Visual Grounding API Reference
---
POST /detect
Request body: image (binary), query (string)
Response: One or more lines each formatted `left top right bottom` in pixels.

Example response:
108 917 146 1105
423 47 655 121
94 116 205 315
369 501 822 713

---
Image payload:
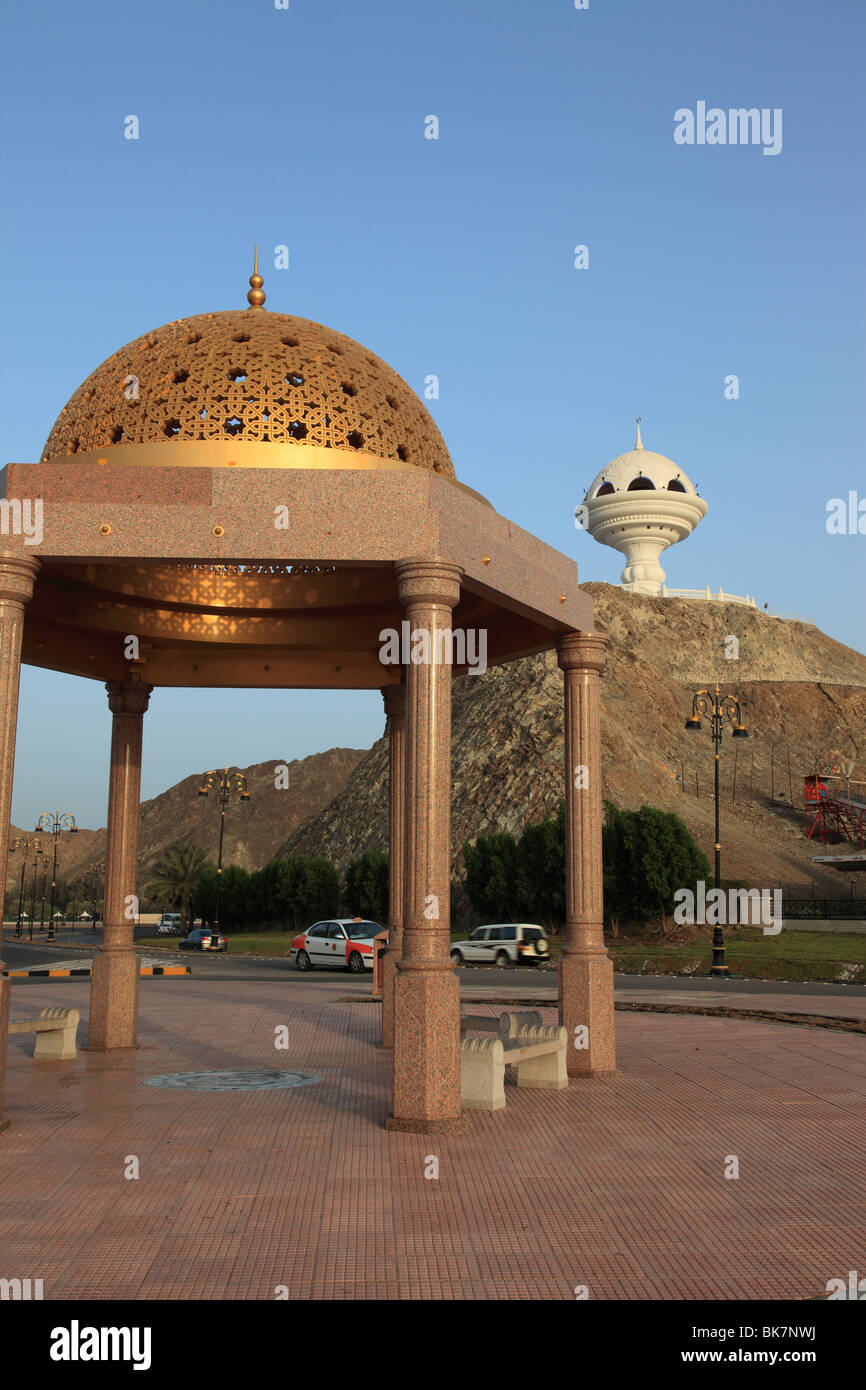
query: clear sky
2 0 864 829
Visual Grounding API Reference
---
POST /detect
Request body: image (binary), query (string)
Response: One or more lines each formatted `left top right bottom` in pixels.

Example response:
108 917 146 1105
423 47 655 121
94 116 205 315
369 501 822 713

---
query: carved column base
558 951 617 1078
88 947 140 1051
388 968 465 1131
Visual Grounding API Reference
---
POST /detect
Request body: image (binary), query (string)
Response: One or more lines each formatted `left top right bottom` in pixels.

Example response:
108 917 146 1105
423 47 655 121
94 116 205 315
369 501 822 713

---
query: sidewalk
1 975 864 1300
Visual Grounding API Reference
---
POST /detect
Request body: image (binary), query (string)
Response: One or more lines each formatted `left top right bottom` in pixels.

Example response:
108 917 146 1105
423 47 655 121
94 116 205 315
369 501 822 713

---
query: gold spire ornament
247 245 266 309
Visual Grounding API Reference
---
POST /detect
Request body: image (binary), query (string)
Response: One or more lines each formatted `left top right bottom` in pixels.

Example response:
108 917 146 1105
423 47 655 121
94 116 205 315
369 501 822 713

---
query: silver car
450 924 550 967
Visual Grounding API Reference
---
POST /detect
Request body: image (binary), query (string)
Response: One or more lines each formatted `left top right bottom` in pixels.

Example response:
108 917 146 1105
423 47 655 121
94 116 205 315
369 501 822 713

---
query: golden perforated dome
41 284 455 479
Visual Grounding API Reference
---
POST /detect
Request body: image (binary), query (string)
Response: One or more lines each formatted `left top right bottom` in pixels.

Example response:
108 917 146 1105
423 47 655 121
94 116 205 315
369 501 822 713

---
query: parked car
157 913 183 935
450 924 550 967
291 918 385 972
179 927 227 952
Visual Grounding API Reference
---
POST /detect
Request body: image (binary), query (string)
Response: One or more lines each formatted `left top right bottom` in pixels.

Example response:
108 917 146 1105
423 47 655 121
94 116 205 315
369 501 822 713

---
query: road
3 931 865 1001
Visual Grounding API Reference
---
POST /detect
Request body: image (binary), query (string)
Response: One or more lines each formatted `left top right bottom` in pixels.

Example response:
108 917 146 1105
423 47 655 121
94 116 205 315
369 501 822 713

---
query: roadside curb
614 1000 866 1034
4 963 191 979
1 939 98 953
334 992 866 1036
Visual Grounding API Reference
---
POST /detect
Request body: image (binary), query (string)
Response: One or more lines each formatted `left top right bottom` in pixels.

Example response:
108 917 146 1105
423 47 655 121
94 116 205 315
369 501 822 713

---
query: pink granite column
379 681 406 1048
387 559 465 1132
557 631 617 1077
0 546 40 1131
88 680 152 1051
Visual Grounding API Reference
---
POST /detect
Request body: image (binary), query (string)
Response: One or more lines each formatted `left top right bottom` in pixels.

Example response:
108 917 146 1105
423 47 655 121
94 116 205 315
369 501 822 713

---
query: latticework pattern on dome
41 310 455 478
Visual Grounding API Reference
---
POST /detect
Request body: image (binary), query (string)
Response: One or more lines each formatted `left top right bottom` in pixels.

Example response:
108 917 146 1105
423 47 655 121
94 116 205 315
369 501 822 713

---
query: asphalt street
3 931 865 1000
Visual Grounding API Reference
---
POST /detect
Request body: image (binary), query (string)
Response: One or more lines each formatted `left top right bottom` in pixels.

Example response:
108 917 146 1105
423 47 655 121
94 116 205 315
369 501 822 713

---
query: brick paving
1 976 864 1300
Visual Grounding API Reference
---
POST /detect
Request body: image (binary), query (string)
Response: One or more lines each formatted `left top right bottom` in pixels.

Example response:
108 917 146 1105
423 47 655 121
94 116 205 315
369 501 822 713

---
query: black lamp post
35 810 78 943
90 862 104 930
10 836 39 938
197 769 250 933
685 684 749 976
28 841 44 942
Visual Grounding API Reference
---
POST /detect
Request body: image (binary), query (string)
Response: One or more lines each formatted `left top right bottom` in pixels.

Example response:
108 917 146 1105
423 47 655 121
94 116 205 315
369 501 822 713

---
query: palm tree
145 843 210 932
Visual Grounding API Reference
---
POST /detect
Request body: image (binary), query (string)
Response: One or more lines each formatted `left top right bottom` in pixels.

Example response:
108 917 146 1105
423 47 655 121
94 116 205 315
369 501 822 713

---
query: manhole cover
143 1069 321 1092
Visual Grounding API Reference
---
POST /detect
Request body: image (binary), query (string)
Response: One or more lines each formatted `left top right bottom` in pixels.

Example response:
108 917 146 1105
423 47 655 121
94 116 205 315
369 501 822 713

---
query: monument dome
41 257 455 481
581 422 708 594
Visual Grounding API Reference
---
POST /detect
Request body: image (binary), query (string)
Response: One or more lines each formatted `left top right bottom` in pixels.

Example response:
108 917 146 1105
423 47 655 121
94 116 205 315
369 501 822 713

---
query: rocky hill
282 585 866 893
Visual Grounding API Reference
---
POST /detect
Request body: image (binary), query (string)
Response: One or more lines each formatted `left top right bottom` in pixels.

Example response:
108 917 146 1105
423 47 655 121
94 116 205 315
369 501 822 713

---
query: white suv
451 924 550 967
157 913 183 935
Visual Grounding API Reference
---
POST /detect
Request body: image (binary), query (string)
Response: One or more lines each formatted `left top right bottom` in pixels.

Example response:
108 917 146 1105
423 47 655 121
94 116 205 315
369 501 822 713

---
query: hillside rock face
283 585 866 892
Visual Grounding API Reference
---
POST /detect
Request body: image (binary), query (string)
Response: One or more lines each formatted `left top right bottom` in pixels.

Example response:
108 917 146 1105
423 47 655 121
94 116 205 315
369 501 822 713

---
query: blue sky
2 0 863 829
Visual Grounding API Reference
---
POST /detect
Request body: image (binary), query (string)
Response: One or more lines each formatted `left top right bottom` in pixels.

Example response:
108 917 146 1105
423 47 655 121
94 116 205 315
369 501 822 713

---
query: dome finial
247 245 266 309
635 417 643 450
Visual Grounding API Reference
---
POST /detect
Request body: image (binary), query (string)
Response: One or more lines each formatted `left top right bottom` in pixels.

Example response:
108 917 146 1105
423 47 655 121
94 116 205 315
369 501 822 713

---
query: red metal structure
804 774 866 848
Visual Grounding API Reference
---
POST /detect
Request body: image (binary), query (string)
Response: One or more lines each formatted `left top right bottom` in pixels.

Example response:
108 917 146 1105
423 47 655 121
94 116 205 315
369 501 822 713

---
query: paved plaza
1 976 864 1300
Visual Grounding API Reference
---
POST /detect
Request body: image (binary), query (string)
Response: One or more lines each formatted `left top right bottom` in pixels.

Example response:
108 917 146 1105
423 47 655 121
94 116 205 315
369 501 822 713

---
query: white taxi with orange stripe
291 918 385 973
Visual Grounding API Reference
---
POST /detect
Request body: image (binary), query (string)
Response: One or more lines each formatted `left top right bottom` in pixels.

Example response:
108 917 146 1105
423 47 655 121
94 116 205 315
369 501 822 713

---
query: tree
249 858 294 929
343 849 389 923
602 801 711 935
145 843 210 931
283 856 341 932
191 865 218 925
464 808 567 930
515 802 565 929
219 865 253 931
461 800 711 938
462 832 519 920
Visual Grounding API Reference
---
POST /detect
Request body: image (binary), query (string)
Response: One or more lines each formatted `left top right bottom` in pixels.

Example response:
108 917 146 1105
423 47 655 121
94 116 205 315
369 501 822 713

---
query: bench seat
8 1007 80 1060
461 1012 567 1110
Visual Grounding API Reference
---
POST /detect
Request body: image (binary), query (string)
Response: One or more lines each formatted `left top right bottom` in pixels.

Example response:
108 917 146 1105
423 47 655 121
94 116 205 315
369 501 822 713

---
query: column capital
556 629 609 675
395 557 463 609
381 682 406 723
0 548 40 605
106 679 153 717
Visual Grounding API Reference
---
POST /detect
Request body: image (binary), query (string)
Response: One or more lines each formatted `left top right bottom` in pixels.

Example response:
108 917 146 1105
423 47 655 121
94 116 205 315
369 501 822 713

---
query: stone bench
460 1011 567 1111
8 1007 80 1060
460 1008 544 1036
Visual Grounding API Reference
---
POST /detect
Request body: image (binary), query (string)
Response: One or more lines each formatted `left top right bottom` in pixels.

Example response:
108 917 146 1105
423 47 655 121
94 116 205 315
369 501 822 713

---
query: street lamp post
10 836 39 937
28 841 44 942
35 810 78 944
197 768 250 933
90 862 104 930
685 685 749 976
39 862 47 932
